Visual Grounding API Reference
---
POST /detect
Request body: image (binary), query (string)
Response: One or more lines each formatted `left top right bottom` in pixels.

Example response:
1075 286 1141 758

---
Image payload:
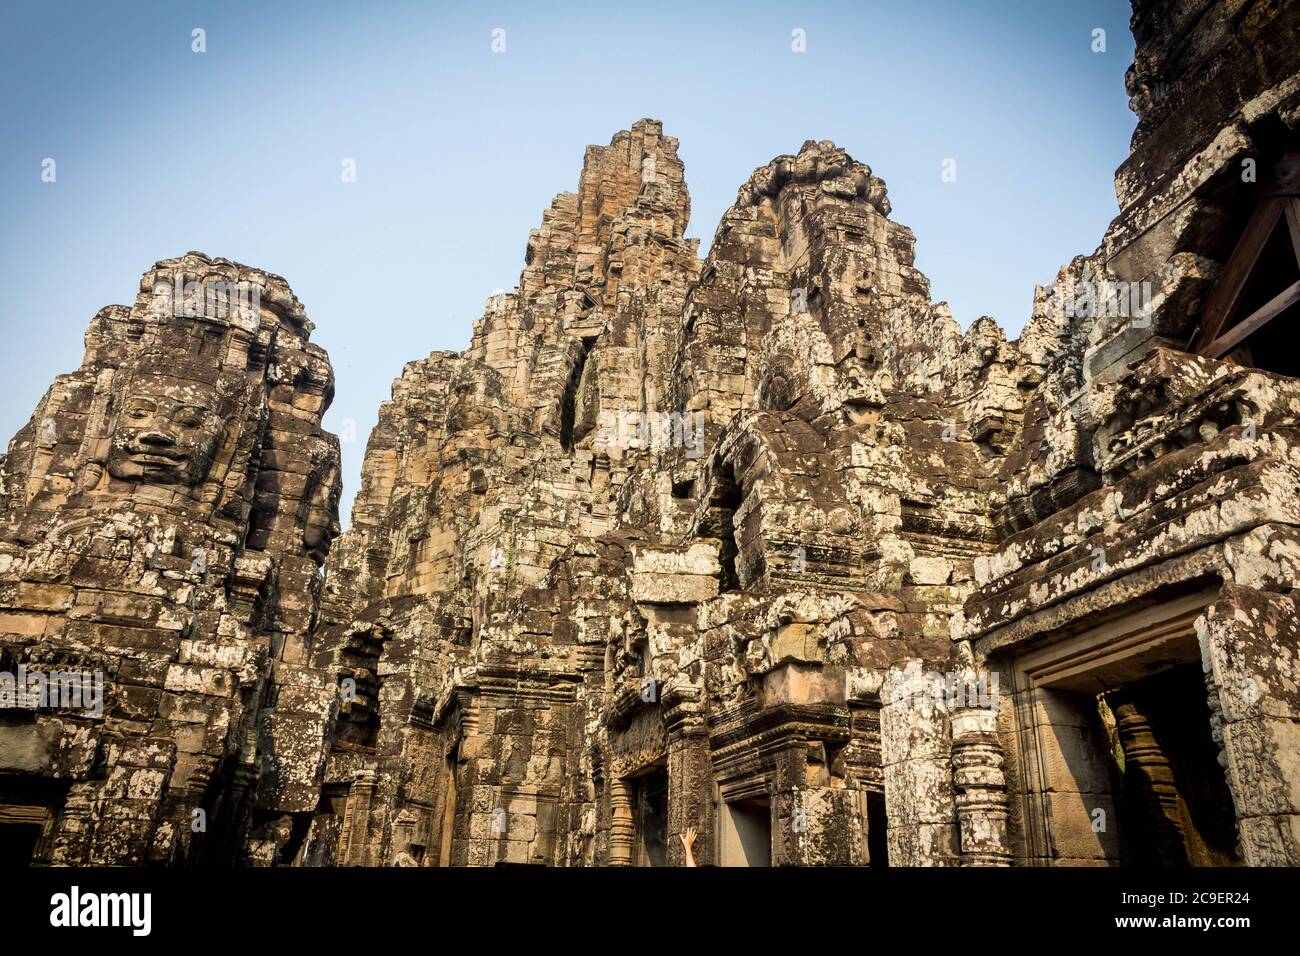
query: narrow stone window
559 338 594 451
866 791 889 867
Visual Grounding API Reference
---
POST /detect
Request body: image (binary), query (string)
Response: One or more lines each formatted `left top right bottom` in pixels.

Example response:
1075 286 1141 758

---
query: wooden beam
1285 197 1300 271
1203 278 1300 359
0 804 48 826
1190 198 1284 353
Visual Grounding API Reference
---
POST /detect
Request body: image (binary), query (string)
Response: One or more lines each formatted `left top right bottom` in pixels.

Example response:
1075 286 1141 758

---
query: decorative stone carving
0 253 342 865
6 0 1300 870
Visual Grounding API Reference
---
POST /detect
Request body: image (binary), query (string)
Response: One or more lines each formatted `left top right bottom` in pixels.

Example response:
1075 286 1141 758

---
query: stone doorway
0 778 65 865
720 797 771 867
0 806 45 864
631 763 669 867
1102 664 1242 866
1006 587 1240 865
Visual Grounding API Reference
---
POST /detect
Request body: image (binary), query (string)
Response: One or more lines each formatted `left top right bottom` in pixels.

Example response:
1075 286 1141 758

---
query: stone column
880 663 960 866
609 778 635 866
950 704 1012 866
1108 691 1188 865
664 684 712 866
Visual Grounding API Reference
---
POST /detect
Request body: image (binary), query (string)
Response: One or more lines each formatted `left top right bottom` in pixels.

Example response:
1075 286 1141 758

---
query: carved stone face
106 376 225 485
302 460 341 565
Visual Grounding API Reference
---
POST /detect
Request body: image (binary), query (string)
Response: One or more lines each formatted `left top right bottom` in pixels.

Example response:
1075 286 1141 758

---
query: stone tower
4 0 1299 870
0 253 342 864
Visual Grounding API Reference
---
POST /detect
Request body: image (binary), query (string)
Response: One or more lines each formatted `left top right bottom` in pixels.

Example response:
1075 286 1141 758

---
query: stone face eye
125 396 157 420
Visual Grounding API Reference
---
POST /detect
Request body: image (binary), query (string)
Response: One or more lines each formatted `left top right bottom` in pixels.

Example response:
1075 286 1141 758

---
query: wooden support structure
1190 154 1300 363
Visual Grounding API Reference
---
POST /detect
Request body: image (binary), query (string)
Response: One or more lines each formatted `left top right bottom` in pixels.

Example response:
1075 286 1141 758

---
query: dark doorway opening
1100 663 1242 867
632 763 669 867
0 777 67 866
0 819 42 864
866 790 890 866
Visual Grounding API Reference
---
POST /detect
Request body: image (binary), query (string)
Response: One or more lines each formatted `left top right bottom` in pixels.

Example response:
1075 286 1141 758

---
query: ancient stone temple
298 0 1299 867
302 119 1019 867
0 253 343 864
953 0 1300 867
2 0 1298 868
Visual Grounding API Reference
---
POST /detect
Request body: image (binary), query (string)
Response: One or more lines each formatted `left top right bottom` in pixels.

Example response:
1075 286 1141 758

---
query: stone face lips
0 252 342 864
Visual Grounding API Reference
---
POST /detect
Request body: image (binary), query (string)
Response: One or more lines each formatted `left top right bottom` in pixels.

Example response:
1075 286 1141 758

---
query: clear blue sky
0 0 1136 518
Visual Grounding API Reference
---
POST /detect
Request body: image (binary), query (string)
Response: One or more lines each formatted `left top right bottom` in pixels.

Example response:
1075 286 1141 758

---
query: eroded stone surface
299 0 1300 869
4 0 1300 868
0 253 342 864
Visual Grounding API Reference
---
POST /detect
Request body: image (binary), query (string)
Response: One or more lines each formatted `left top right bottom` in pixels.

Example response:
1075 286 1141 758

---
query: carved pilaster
609 778 635 867
49 785 95 866
662 681 713 865
338 769 378 867
951 706 1012 866
1203 667 1228 771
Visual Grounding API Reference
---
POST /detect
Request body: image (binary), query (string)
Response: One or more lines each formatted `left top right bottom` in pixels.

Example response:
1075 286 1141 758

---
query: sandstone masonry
2 0 1298 867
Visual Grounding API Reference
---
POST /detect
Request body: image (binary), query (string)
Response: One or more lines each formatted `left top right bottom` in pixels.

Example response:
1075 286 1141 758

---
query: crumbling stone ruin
2 0 1299 867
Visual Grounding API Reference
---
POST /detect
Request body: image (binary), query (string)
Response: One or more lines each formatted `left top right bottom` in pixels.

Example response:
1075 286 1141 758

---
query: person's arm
680 826 697 867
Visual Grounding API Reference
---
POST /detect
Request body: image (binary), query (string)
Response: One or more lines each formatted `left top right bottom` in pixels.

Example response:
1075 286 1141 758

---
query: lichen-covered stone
4 0 1299 868
0 253 342 864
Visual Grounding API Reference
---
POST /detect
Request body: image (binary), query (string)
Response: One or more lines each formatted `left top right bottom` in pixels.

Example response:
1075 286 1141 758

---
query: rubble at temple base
2 0 1299 867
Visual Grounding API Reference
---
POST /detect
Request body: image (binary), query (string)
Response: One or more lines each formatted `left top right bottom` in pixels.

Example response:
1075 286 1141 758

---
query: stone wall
303 117 1060 866
957 0 1300 866
3 0 1298 868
